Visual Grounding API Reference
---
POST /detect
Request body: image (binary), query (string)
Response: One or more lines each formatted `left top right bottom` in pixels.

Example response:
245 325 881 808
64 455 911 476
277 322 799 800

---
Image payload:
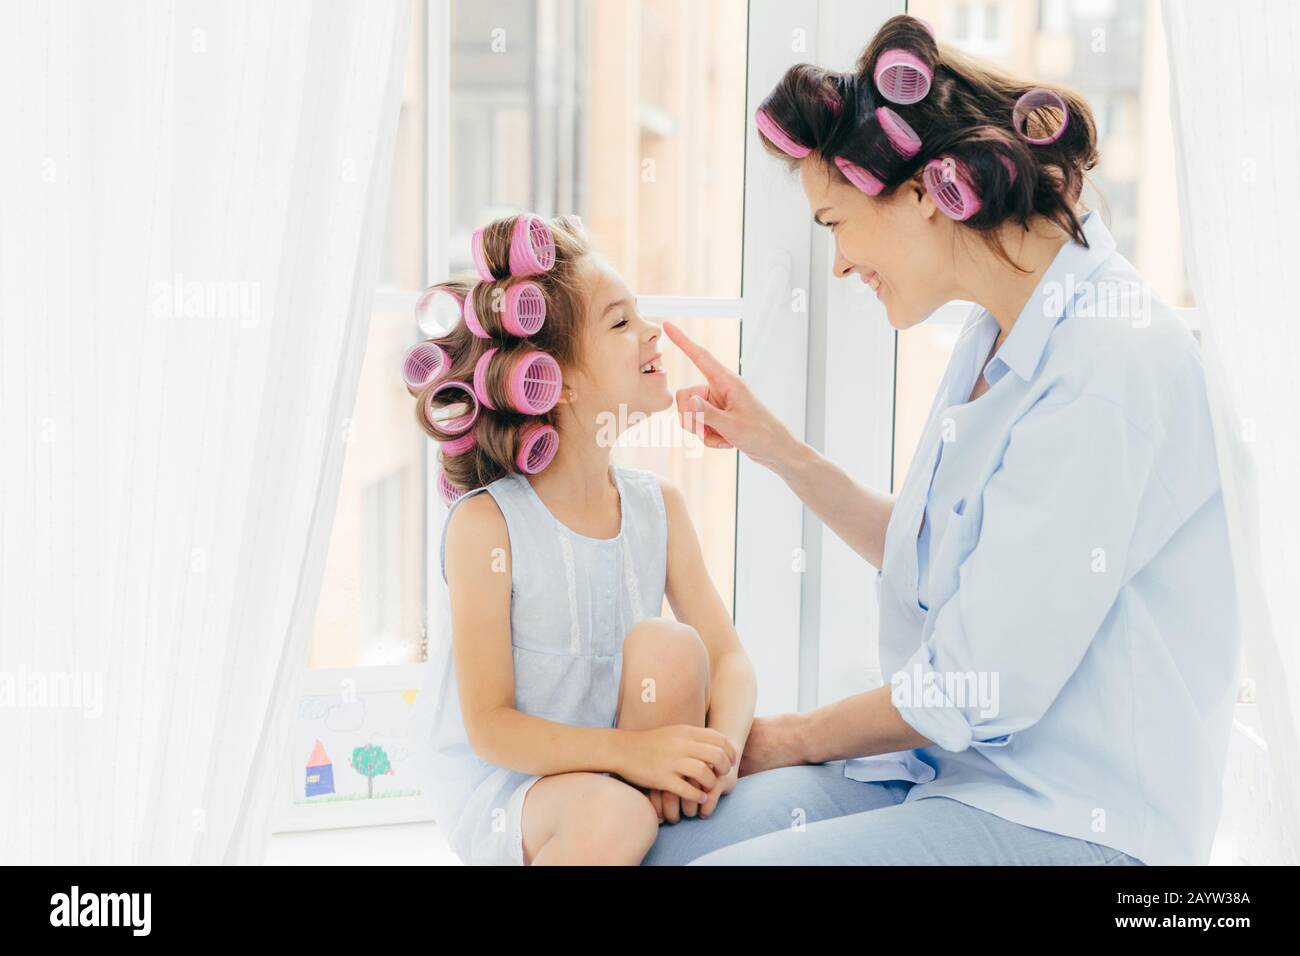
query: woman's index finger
663 320 732 384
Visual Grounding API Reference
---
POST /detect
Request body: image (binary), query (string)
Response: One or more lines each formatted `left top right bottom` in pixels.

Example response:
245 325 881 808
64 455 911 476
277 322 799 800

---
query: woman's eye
613 317 628 329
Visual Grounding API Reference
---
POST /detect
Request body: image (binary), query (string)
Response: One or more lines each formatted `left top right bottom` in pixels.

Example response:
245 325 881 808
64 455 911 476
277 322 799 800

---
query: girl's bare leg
519 618 711 864
520 772 659 865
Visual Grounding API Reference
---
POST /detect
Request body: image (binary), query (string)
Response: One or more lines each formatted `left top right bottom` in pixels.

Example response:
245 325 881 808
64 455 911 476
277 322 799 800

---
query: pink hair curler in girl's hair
423 380 480 436
402 341 451 394
440 432 476 456
462 285 490 338
414 286 464 337
473 348 564 414
438 469 466 505
501 281 547 336
1012 88 1070 146
516 423 559 474
470 227 493 281
874 49 932 105
509 215 556 276
754 108 811 159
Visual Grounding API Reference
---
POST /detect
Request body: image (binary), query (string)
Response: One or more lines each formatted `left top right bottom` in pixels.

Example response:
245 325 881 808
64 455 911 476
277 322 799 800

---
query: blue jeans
642 761 1145 866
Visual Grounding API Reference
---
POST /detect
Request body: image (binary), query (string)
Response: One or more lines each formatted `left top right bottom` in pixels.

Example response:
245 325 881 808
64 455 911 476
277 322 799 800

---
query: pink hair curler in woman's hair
924 154 1019 221
874 49 932 105
438 469 466 505
516 423 559 474
414 286 464 337
834 156 886 196
509 215 556 276
470 227 493 281
1012 88 1070 146
462 285 490 338
402 341 451 394
832 107 922 197
501 281 547 336
924 156 981 220
440 432 476 456
423 380 480 436
876 107 922 159
754 108 811 159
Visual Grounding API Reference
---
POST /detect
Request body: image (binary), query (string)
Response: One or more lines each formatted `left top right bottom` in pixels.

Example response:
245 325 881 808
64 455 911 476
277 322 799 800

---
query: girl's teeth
867 274 881 292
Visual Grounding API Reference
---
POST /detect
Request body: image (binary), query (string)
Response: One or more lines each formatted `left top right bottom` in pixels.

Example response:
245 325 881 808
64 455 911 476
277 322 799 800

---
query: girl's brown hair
757 14 1099 267
412 213 591 491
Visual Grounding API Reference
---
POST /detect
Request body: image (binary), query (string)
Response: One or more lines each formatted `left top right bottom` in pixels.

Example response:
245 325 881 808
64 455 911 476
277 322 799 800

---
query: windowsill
265 821 462 866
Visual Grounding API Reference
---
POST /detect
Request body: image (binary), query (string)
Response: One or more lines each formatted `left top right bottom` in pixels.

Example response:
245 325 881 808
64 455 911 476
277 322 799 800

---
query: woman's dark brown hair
412 213 591 491
756 14 1099 267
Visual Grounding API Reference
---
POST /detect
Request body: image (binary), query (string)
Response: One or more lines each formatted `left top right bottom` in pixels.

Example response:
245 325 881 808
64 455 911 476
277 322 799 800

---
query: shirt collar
981 209 1117 384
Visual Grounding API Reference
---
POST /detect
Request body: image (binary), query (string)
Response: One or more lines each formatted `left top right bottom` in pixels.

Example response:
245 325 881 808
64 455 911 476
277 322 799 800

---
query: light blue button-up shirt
874 210 1239 866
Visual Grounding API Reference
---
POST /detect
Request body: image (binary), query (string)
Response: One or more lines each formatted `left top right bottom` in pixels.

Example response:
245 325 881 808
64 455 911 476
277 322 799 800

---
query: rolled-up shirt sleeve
891 392 1173 753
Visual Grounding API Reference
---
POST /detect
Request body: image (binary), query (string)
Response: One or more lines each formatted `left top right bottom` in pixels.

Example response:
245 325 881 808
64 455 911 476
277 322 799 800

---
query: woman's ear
910 172 939 220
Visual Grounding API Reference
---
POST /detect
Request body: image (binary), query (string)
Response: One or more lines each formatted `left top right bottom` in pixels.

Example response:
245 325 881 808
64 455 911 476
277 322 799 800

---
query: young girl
405 213 755 866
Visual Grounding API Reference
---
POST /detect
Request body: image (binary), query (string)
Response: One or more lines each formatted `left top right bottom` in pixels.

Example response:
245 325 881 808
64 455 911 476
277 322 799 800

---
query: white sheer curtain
1164 0 1300 864
0 0 410 864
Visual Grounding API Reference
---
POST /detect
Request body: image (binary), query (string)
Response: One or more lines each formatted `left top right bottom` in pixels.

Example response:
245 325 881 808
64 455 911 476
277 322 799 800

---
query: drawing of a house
305 739 335 797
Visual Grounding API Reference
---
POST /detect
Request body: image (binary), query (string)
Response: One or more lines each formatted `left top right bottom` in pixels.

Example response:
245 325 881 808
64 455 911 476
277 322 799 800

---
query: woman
642 14 1237 866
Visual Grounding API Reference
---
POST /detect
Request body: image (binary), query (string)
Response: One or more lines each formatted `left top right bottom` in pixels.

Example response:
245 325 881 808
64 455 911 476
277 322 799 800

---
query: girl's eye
613 317 628 329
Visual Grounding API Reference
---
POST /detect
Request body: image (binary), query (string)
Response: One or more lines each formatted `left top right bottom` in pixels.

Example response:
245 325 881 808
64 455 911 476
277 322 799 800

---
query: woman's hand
663 321 800 471
738 713 812 777
616 724 737 804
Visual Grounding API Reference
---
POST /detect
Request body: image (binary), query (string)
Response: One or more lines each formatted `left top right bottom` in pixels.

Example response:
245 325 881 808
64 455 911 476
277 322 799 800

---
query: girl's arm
444 492 729 801
660 479 757 778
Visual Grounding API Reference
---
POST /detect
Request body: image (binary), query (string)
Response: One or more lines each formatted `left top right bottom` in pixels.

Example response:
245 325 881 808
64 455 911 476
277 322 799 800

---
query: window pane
612 316 740 617
310 311 427 668
449 0 747 297
896 0 1192 485
379 0 427 290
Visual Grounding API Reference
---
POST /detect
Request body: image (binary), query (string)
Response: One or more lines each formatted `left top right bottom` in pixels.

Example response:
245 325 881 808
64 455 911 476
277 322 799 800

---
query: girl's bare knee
623 617 709 684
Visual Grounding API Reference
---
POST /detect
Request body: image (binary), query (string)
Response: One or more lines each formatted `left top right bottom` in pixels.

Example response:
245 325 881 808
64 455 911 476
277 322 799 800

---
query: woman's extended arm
663 321 895 568
741 685 933 775
444 493 734 802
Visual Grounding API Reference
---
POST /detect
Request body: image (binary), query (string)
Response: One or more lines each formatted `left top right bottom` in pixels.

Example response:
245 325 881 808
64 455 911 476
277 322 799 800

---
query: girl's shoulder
613 465 667 518
438 474 524 585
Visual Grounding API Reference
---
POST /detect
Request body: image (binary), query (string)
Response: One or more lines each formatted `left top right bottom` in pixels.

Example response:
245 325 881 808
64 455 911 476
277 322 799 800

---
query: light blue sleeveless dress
418 466 667 865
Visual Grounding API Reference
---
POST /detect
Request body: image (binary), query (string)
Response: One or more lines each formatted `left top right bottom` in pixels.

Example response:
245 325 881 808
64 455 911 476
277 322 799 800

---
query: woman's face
800 158 958 329
564 257 672 431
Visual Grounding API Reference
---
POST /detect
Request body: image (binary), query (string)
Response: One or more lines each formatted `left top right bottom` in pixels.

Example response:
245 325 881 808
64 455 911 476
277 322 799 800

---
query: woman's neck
955 217 1073 344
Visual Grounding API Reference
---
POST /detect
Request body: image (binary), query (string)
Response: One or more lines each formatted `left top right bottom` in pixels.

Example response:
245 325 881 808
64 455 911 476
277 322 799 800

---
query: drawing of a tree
351 743 392 798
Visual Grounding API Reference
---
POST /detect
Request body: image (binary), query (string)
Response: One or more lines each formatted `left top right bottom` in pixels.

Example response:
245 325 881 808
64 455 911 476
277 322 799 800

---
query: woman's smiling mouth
640 353 665 375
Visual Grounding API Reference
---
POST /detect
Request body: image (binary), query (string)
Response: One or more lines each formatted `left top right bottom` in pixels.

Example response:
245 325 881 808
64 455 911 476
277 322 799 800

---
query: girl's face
564 257 672 430
800 158 959 330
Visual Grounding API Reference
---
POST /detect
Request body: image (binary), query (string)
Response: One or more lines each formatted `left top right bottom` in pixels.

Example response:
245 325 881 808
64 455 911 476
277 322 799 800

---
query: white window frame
285 0 1206 835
